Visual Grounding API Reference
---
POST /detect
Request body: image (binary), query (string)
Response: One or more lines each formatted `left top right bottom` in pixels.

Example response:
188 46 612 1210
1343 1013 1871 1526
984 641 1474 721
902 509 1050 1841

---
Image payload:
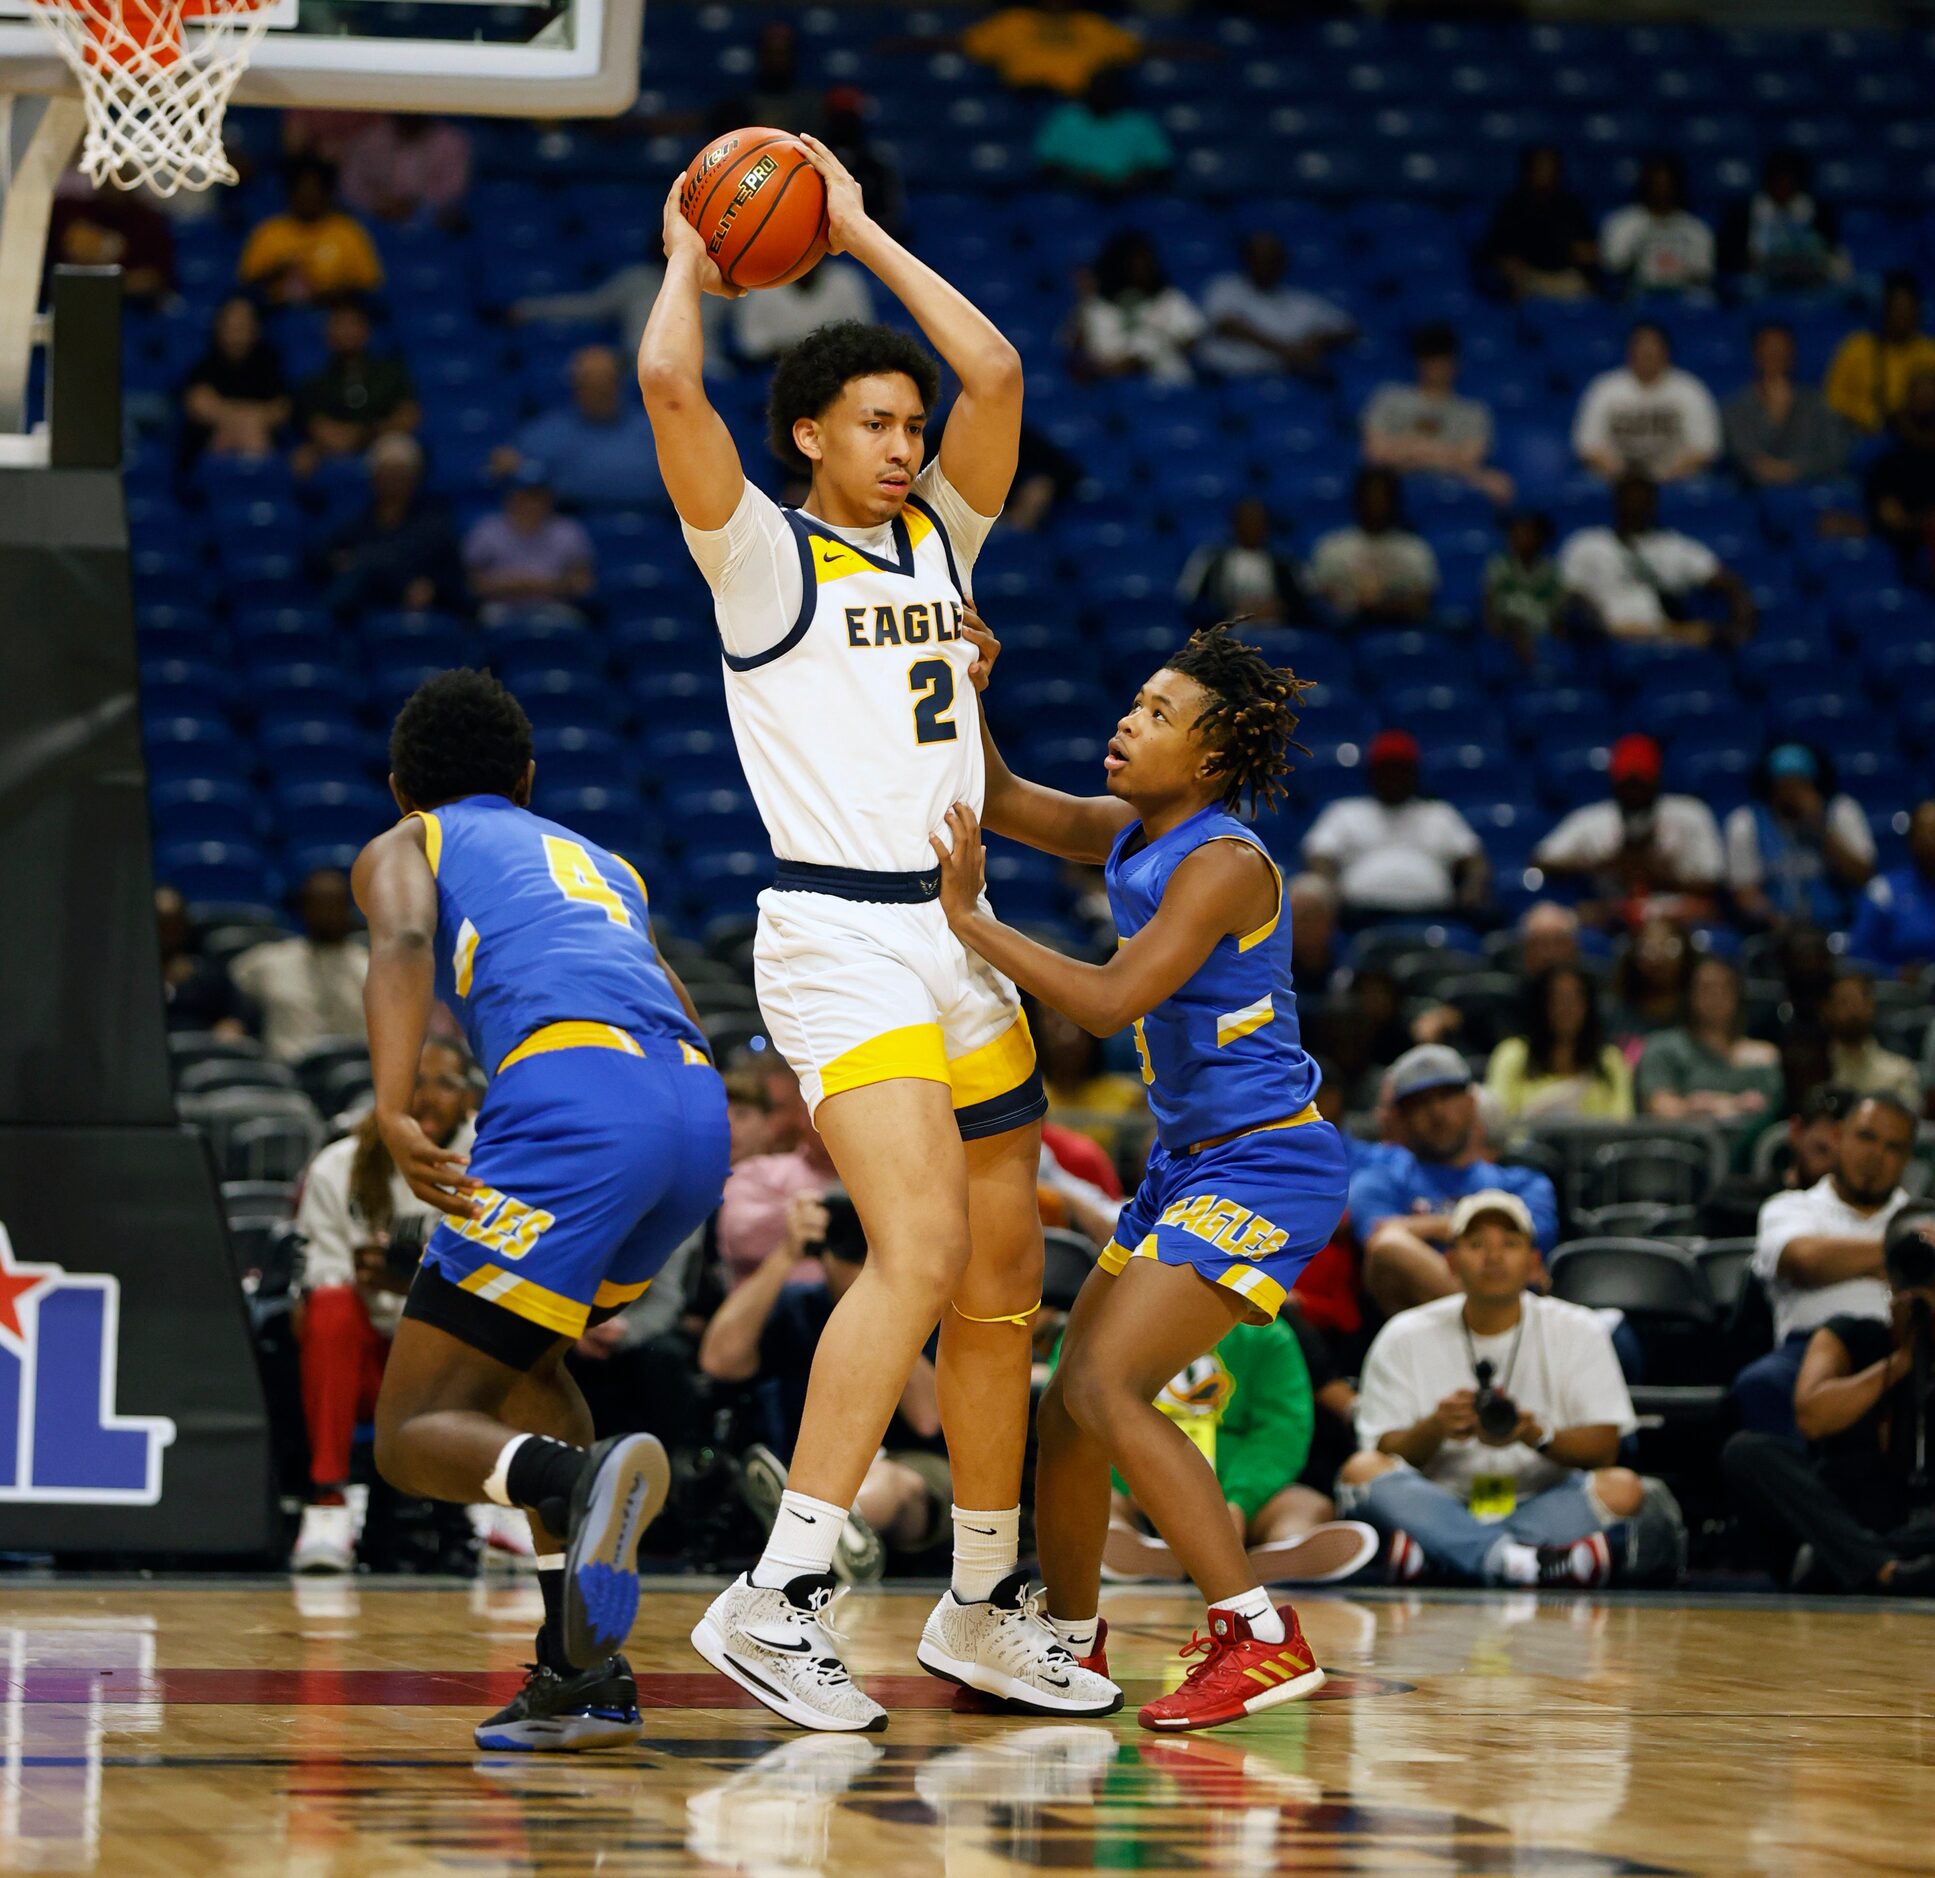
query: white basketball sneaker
691 1572 887 1733
291 1501 357 1574
917 1570 1123 1716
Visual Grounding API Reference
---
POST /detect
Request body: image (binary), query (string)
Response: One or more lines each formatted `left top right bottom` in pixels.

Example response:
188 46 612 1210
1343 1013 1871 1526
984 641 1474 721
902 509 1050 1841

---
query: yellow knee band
950 1297 1043 1328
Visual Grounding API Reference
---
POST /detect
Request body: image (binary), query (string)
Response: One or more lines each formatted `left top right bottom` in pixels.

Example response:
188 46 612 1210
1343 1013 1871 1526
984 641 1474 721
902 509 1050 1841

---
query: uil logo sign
0 1220 175 1503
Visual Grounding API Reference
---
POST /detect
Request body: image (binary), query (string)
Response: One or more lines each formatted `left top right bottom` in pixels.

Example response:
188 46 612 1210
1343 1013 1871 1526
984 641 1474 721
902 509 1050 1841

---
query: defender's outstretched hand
797 134 870 253
662 173 745 298
962 603 1001 692
930 803 988 925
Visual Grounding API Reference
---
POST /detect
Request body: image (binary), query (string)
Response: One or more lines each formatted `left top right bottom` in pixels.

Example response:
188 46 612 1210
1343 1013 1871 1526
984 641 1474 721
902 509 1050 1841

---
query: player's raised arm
800 135 1022 516
637 175 749 530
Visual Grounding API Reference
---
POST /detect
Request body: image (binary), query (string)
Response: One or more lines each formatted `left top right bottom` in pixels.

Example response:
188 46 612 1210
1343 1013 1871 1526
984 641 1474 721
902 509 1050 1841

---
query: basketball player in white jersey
638 140 1118 1730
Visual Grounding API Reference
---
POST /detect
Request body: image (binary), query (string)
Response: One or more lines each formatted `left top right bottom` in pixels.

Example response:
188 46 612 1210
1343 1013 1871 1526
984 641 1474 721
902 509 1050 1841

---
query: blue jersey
1105 805 1320 1153
409 795 706 1075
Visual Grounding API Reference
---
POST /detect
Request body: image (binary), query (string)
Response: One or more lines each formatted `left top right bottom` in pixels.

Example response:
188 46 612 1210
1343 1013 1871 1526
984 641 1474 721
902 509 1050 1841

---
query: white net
23 0 272 196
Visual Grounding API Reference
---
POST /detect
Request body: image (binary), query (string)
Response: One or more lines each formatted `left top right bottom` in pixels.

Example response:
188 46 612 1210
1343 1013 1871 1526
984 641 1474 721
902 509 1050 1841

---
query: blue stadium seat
534 724 632 791
543 786 652 861
273 781 393 849
259 719 379 783
152 777 259 846
635 726 741 790
155 839 274 906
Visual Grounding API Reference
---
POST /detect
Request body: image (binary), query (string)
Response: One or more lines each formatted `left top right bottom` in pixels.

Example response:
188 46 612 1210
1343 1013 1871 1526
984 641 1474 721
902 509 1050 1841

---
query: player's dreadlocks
1167 622 1312 817
389 668 534 808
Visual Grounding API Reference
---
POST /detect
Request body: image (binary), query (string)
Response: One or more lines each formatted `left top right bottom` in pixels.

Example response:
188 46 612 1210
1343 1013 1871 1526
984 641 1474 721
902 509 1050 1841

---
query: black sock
505 1436 589 1537
536 1570 571 1671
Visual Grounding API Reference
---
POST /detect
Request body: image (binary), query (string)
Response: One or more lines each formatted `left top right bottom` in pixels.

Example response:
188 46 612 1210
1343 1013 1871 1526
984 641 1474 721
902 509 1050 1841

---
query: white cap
1449 1188 1535 1242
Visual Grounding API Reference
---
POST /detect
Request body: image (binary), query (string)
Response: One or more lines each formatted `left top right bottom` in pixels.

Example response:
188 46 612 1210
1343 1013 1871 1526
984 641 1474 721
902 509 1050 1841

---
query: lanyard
1462 1308 1526 1396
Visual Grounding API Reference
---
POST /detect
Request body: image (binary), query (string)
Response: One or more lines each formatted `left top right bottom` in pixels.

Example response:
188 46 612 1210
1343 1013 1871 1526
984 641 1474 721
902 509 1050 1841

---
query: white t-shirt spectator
1751 1175 1909 1345
1356 1293 1638 1500
1599 206 1716 293
1196 274 1351 378
1723 798 1876 894
1535 795 1725 883
1304 795 1480 912
731 262 875 363
1572 366 1722 476
229 937 368 1062
1077 287 1206 385
1558 525 1718 634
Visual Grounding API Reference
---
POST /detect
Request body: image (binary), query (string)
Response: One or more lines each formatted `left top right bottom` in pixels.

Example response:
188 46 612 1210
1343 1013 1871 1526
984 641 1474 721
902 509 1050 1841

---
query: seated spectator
1719 149 1849 294
1308 468 1439 624
1724 1205 1935 1597
819 89 906 238
49 176 174 306
1865 368 1935 582
1825 271 1935 435
1070 229 1203 385
1197 232 1354 381
1033 67 1172 193
1699 1084 1853 1241
1478 143 1598 302
1850 801 1935 978
1340 1191 1670 1589
156 886 247 1037
1724 322 1850 488
1003 421 1082 533
1637 955 1783 1125
289 1040 475 1571
1362 323 1513 506
1519 901 1583 977
732 264 877 366
1486 966 1635 1123
1824 970 1922 1108
462 464 595 625
959 1 1141 96
1737 1094 1914 1437
1600 152 1715 300
1176 498 1307 624
1288 871 1341 994
237 160 383 305
1483 512 1565 656
1605 914 1694 1048
1350 1045 1560 1317
339 114 471 228
1026 995 1146 1156
1573 323 1721 483
179 294 289 462
510 234 733 366
1533 733 1725 927
229 869 366 1061
1726 744 1875 930
1303 729 1485 917
1560 472 1753 645
293 298 420 473
716 1061 840 1290
321 434 461 615
495 344 664 509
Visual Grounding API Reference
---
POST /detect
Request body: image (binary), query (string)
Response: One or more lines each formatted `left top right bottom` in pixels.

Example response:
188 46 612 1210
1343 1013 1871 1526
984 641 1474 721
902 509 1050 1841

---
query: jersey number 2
909 658 958 745
544 836 631 927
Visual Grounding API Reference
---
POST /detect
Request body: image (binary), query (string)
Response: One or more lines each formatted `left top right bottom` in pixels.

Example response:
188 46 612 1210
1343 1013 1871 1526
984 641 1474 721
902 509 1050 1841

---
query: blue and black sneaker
474 1650 642 1752
561 1432 671 1669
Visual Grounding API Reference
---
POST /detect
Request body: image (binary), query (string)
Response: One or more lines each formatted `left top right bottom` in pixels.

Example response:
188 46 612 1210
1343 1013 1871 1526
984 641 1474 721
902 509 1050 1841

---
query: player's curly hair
388 669 534 808
1167 622 1312 817
767 320 943 472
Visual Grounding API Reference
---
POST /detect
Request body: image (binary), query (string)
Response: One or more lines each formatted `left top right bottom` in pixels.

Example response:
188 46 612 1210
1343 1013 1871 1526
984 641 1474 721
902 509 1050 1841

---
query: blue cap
1768 743 1818 782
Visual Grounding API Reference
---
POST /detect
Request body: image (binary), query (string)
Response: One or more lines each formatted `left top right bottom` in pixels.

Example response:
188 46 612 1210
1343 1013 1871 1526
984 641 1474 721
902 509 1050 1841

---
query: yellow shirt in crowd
960 6 1140 94
238 212 384 298
1485 1037 1635 1123
1823 328 1935 433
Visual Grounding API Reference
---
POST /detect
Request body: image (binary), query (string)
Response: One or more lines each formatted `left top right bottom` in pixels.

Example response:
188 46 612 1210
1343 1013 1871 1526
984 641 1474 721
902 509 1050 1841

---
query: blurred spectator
1637 956 1784 1125
1723 323 1850 488
1849 801 1935 977
820 88 907 240
1600 153 1715 300
716 1065 841 1289
713 20 824 136
495 344 664 508
1479 144 1598 302
1197 232 1354 381
1351 1046 1561 1316
1003 422 1082 533
156 887 248 1037
1865 368 1935 581
1486 965 1635 1123
321 434 461 615
1308 468 1439 624
1718 149 1849 294
1519 902 1583 977
959 1 1141 95
49 177 174 306
292 298 420 473
1070 229 1202 384
510 234 731 367
1823 971 1921 1109
1362 323 1513 506
1026 996 1146 1155
732 264 877 365
722 1061 776 1166
237 160 383 305
1699 1084 1852 1240
1033 67 1172 193
230 869 368 1062
1559 473 1753 646
339 115 471 228
462 464 595 625
1825 270 1935 435
179 295 289 462
1606 914 1693 1046
1726 744 1875 930
1482 512 1565 656
1176 498 1307 624
1304 729 1486 917
1774 926 1838 1038
1288 872 1341 993
1533 733 1725 926
1573 324 1721 483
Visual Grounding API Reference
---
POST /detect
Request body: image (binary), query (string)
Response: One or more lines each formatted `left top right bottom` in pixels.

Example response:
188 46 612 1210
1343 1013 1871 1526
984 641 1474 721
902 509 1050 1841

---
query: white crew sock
950 1504 1020 1602
1049 1614 1099 1657
750 1488 848 1589
1210 1585 1285 1643
1492 1540 1541 1586
482 1433 530 1508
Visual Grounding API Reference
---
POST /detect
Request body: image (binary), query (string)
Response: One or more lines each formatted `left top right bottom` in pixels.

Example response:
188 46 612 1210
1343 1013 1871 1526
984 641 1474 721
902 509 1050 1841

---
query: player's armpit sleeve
680 480 805 659
914 458 1001 587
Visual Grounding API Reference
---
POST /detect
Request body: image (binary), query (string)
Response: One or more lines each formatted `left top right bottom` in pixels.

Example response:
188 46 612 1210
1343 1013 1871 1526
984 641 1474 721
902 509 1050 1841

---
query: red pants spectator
298 1286 387 1492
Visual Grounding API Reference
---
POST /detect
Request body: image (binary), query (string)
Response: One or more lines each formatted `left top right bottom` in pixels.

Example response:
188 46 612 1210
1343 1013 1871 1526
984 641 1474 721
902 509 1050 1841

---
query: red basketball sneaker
951 1619 1110 1714
1138 1606 1324 1732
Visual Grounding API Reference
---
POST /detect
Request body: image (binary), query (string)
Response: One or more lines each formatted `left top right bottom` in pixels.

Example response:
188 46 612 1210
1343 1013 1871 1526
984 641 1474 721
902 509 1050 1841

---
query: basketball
679 127 828 291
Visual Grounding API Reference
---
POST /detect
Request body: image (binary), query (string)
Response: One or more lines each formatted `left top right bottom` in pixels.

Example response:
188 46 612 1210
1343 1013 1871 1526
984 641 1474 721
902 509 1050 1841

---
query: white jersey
682 462 997 875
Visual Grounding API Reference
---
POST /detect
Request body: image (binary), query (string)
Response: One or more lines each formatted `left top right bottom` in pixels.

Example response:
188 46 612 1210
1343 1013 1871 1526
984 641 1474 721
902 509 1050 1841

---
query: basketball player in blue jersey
930 620 1350 1733
351 670 730 1753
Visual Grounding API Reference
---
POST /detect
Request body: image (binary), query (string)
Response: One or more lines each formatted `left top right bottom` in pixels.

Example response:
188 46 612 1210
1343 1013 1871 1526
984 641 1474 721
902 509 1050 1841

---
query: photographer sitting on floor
1722 1206 1935 1596
1339 1190 1684 1588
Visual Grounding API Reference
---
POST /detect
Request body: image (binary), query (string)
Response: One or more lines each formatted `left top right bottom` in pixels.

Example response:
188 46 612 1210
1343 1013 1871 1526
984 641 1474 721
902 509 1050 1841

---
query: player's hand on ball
962 604 1000 692
378 1111 484 1218
662 173 745 299
931 803 987 923
796 134 868 253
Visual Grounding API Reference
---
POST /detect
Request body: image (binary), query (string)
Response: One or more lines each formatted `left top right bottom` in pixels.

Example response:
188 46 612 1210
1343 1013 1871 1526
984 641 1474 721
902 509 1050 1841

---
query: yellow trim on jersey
946 1011 1037 1111
1182 1102 1322 1157
1097 1233 1158 1277
819 1022 952 1100
410 810 443 876
1193 834 1282 952
496 1021 645 1076
458 1264 590 1338
903 508 935 551
453 919 479 999
593 1277 653 1309
613 853 650 904
807 536 880 585
1216 993 1276 1048
1217 1263 1287 1321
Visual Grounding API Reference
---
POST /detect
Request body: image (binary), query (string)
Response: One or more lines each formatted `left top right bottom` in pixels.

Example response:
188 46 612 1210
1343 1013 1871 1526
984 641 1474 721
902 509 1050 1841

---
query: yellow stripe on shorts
947 1011 1037 1110
819 1023 951 1100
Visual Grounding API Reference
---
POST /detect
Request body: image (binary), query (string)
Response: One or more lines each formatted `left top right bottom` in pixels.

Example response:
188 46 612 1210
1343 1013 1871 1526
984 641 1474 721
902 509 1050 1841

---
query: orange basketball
680 127 829 291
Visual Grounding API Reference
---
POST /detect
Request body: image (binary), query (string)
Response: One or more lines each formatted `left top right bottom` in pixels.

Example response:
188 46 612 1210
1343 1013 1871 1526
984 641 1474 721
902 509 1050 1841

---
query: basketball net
23 0 271 195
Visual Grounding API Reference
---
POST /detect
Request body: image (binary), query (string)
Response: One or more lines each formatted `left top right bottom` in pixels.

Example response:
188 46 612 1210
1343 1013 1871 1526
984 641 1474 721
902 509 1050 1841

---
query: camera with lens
1472 1358 1521 1442
385 1213 430 1286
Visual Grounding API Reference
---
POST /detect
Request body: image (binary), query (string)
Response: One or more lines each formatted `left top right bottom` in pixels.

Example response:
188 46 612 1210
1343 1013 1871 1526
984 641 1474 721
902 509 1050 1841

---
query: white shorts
753 886 1046 1139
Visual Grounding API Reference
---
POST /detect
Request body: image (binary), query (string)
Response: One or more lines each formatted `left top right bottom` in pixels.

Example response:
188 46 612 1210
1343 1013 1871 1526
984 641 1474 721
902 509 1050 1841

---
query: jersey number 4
544 835 632 927
909 658 958 745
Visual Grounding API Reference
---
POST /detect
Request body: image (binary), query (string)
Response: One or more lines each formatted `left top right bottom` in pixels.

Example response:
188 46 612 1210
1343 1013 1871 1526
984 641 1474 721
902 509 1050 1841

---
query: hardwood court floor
2 1575 1930 1876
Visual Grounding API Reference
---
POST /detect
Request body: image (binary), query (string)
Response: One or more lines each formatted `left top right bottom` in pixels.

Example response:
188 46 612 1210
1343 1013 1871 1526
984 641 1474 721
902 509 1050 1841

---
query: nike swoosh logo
962 1526 997 1536
751 1636 814 1654
819 550 843 564
794 1513 819 1524
1040 1674 1069 1689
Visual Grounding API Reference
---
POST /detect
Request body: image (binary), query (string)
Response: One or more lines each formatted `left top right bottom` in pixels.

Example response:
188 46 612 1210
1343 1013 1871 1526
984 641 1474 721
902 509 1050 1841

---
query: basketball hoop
22 0 271 195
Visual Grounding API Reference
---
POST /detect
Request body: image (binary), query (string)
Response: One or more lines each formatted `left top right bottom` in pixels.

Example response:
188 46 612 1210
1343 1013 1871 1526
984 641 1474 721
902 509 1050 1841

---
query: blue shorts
420 1025 729 1343
1098 1112 1348 1322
